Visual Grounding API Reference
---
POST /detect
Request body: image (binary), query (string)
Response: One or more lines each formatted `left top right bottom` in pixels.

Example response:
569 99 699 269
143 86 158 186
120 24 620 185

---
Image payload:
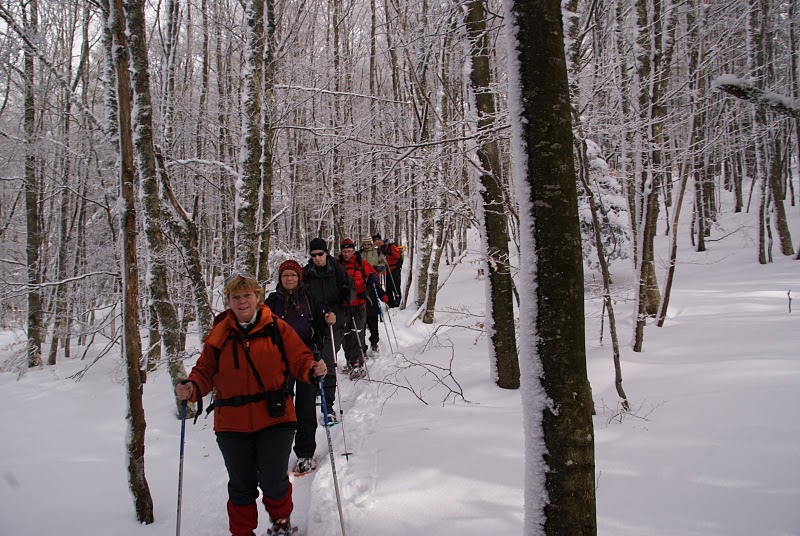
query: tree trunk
125 0 188 414
24 0 43 369
108 0 154 522
463 0 519 389
236 0 266 276
48 71 77 366
768 137 795 256
257 0 276 283
505 0 596 533
421 187 444 325
416 186 435 309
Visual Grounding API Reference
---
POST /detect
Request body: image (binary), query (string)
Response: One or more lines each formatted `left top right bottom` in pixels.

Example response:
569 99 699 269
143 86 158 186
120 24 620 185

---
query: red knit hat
278 259 303 283
340 237 356 249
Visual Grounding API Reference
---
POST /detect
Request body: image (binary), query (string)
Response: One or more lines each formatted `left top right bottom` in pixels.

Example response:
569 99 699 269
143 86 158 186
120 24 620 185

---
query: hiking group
176 235 399 536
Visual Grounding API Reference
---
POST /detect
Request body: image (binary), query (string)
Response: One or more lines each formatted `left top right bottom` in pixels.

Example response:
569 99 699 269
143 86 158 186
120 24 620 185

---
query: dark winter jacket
302 256 355 319
265 284 324 354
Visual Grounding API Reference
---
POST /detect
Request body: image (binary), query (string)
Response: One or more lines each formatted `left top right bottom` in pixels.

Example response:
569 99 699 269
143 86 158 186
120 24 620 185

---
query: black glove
367 273 379 286
340 284 354 304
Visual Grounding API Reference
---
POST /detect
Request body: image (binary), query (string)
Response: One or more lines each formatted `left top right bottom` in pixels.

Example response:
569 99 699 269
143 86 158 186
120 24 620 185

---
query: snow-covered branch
712 75 800 119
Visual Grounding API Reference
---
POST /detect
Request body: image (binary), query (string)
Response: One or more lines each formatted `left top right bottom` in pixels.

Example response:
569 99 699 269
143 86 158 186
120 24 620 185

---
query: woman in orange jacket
176 272 327 536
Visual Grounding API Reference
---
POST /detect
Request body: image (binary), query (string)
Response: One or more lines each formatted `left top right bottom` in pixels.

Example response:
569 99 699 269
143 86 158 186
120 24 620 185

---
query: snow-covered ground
0 208 798 536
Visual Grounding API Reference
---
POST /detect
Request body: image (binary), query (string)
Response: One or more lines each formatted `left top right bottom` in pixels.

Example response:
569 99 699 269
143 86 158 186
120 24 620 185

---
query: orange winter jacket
186 303 316 433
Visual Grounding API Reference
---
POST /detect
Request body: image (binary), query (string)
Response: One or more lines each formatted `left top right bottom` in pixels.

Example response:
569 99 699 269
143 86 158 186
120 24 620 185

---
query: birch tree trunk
108 0 154 522
505 0 596 532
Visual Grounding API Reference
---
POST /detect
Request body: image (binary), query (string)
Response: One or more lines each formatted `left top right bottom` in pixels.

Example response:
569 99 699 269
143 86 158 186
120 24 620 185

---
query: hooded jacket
186 303 317 433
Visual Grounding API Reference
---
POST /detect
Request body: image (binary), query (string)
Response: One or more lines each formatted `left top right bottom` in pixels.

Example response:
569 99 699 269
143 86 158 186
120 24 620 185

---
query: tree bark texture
463 0 519 389
236 0 266 275
125 0 188 412
24 0 43 368
109 0 154 522
506 0 597 533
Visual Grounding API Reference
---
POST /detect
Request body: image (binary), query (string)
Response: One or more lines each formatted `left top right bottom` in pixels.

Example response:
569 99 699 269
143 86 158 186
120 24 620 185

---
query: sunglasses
225 271 257 284
310 251 326 258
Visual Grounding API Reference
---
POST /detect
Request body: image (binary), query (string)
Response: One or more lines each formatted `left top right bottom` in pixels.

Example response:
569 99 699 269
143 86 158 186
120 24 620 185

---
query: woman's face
228 288 259 323
281 270 299 291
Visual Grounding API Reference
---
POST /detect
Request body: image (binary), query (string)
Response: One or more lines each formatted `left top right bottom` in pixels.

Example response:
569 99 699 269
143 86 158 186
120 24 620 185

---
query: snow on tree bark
107 0 153 522
462 0 519 389
236 0 266 276
124 0 188 414
504 0 597 533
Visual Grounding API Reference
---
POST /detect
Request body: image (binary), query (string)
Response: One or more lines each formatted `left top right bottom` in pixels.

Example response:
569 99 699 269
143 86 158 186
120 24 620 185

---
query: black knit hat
372 233 382 241
309 237 328 253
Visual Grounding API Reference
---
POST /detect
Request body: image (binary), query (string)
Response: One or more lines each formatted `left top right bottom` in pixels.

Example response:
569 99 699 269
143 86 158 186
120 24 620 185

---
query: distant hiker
302 238 355 423
360 235 388 353
265 260 333 476
175 272 327 536
338 237 388 379
373 233 403 308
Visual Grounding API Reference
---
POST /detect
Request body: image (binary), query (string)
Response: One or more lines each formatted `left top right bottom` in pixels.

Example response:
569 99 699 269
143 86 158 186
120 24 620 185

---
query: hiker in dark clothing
302 238 355 423
265 260 332 475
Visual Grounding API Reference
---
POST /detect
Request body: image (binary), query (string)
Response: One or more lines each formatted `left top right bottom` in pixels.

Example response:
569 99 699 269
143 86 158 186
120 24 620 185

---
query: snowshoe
349 365 366 380
267 517 297 535
293 456 318 476
323 411 338 427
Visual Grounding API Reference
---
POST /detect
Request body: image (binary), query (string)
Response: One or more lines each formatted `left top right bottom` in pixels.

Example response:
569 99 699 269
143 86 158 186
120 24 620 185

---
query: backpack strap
207 316 289 415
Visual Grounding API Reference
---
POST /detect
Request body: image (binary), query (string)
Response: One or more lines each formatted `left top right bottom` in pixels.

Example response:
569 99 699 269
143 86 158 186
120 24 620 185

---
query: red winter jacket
382 243 402 270
186 303 316 433
338 253 379 306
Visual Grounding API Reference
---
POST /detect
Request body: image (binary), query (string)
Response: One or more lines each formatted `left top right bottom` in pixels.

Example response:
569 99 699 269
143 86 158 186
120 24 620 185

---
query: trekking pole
349 309 370 381
318 377 348 536
385 302 399 349
371 285 395 354
385 271 401 348
329 324 352 459
176 400 187 536
386 268 399 306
